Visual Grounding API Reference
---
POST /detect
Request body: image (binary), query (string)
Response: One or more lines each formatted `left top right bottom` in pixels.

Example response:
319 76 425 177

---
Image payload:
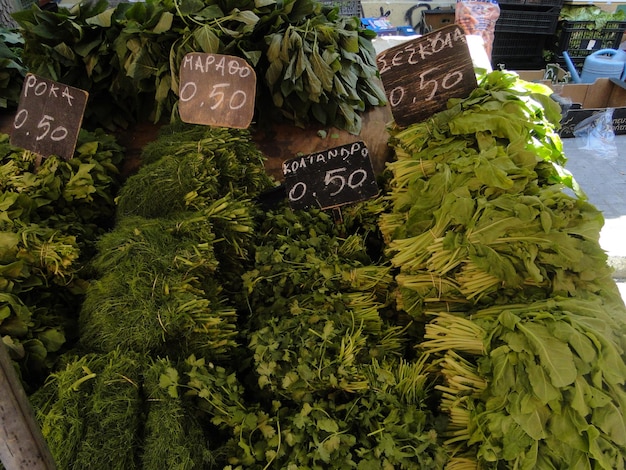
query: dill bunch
141 358 216 469
30 349 145 470
117 123 276 220
79 215 238 360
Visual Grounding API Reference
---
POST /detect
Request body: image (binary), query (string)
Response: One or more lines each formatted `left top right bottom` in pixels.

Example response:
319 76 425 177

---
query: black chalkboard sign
10 74 88 160
282 141 379 210
178 52 256 129
376 24 477 127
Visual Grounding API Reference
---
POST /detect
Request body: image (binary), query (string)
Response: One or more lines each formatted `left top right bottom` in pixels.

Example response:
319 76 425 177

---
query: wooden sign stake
332 207 343 225
0 341 56 469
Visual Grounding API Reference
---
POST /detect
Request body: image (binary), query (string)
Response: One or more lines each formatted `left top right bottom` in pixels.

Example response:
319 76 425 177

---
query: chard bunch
0 130 124 391
381 69 626 468
381 70 616 315
423 297 626 469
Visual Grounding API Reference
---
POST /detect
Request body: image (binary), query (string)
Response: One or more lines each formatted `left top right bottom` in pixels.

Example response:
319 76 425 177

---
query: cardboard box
555 78 626 138
517 70 626 138
516 65 571 85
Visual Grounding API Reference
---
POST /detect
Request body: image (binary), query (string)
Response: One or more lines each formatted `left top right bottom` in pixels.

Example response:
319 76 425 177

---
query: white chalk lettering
24 75 75 106
377 29 463 73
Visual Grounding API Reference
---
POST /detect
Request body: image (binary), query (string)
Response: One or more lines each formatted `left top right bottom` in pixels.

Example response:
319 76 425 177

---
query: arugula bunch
0 130 124 391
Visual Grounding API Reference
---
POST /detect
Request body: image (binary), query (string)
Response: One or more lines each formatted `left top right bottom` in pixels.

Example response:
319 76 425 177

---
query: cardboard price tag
376 24 477 127
10 74 88 160
282 141 379 211
179 52 256 129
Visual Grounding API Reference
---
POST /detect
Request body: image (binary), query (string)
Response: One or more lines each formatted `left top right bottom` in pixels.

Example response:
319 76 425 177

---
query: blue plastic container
579 49 626 83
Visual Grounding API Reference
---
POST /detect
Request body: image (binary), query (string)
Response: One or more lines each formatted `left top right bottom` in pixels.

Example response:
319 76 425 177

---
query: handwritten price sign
10 74 88 160
376 25 477 127
282 141 379 211
178 53 256 129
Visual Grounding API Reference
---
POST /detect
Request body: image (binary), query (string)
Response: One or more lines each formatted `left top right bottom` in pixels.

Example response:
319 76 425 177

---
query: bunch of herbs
0 130 124 391
14 0 385 133
382 70 626 467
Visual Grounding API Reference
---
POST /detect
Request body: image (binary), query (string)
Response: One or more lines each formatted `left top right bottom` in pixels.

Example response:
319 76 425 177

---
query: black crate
495 6 560 35
498 0 563 6
319 0 361 17
556 20 626 61
492 32 549 69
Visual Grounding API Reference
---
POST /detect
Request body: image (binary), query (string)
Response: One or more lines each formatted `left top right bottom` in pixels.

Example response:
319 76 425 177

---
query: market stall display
0 0 625 468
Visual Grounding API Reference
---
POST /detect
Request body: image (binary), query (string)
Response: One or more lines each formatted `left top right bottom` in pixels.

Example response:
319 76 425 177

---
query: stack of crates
319 0 362 17
555 20 626 75
491 0 564 70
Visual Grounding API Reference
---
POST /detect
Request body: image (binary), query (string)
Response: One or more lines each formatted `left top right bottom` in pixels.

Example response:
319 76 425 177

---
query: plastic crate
319 0 362 17
556 20 626 68
492 31 549 67
495 6 560 35
498 0 563 6
11 0 36 10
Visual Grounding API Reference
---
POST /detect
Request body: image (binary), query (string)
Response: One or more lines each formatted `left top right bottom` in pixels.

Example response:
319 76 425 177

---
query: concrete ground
560 134 626 300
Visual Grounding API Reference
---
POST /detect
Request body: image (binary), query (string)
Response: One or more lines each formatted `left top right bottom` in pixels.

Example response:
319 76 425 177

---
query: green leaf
152 12 173 34
474 154 514 189
232 10 260 26
317 417 339 433
178 0 205 15
265 60 283 87
508 392 548 440
192 25 220 53
548 407 589 452
85 8 114 27
37 328 66 353
526 362 560 404
489 345 517 393
517 322 577 388
311 46 334 92
339 30 359 53
592 403 626 446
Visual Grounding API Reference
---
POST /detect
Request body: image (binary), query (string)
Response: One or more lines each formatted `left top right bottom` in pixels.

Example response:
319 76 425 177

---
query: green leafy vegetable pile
12 0 385 133
231 203 445 468
0 129 124 391
0 27 26 109
382 70 626 468
28 122 449 469
8 68 626 469
559 5 626 29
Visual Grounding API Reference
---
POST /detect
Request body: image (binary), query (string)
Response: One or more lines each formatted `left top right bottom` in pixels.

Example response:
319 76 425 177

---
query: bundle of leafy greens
559 5 626 29
30 349 145 470
174 202 447 469
382 70 626 468
0 27 26 109
0 130 124 391
13 0 386 133
29 123 272 467
29 120 448 468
